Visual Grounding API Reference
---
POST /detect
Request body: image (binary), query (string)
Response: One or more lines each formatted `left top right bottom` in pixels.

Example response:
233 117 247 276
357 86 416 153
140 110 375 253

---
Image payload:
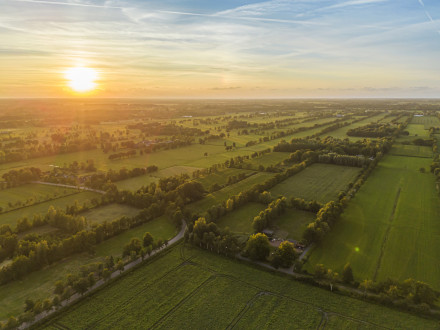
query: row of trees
317 153 372 167
252 197 287 232
108 150 137 160
347 123 399 138
274 136 392 157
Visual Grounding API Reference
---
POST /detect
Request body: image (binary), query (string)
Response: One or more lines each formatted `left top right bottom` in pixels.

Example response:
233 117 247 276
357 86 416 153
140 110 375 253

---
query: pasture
0 215 177 320
36 244 439 329
306 155 440 290
188 172 276 214
216 202 266 234
411 115 440 129
269 164 361 203
0 191 100 228
195 168 254 190
81 203 141 225
389 144 432 158
0 183 79 212
319 113 386 139
271 208 316 241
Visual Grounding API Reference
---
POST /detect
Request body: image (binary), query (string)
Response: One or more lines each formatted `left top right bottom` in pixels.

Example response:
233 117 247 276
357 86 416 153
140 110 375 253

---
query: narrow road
19 219 187 329
31 181 107 194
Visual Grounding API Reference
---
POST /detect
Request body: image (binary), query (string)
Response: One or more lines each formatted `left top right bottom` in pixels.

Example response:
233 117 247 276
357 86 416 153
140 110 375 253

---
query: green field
195 168 254 190
411 115 440 129
188 172 276 214
306 155 440 289
241 152 290 170
0 215 177 320
319 113 386 139
271 208 316 241
36 244 439 329
389 144 432 158
0 183 79 212
405 124 429 137
114 174 159 191
270 164 361 203
81 203 141 225
216 202 266 234
0 191 100 228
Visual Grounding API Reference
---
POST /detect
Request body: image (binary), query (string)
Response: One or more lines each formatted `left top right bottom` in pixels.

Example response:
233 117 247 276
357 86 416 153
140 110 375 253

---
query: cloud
5 0 122 9
210 86 241 90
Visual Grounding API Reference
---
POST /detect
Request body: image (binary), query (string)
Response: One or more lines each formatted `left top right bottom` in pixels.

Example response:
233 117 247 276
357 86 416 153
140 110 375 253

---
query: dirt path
31 181 107 194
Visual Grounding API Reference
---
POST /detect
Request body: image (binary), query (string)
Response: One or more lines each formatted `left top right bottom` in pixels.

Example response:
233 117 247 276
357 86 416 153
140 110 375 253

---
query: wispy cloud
5 0 122 9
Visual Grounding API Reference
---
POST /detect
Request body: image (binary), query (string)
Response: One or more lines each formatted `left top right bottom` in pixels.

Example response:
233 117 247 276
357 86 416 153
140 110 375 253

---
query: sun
65 66 98 93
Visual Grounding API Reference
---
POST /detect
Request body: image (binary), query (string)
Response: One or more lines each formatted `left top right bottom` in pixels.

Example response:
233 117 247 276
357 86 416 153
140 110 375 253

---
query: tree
342 263 354 284
54 280 64 295
359 279 373 296
314 264 327 279
274 241 297 268
143 232 154 247
73 278 89 295
102 268 111 281
244 233 270 261
24 298 35 312
116 260 124 274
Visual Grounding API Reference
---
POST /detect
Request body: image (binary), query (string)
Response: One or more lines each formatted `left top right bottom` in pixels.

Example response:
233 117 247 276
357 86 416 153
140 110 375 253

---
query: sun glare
65 67 98 93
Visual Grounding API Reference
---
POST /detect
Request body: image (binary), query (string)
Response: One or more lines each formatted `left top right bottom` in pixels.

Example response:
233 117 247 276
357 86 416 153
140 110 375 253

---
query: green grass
306 155 440 290
411 115 440 129
270 164 362 203
216 202 266 234
319 113 387 140
114 174 159 191
195 168 254 190
188 172 276 214
36 244 440 329
80 204 141 225
0 184 79 212
0 191 100 228
241 152 290 170
0 215 177 321
389 144 432 158
271 208 316 241
405 124 429 137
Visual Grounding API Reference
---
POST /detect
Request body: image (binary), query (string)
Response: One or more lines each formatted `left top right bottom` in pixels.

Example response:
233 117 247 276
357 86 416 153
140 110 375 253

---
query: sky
0 0 439 98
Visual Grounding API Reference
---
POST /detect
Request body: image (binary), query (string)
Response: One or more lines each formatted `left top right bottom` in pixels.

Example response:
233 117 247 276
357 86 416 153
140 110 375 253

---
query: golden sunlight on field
64 67 98 93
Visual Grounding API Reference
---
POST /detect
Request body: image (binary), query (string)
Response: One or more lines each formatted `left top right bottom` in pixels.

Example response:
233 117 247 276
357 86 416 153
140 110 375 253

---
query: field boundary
373 188 401 282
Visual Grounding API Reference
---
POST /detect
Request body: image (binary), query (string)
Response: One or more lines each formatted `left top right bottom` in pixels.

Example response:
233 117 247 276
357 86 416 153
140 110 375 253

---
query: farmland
0 191 100 228
270 208 316 241
269 164 362 203
0 183 79 212
36 244 439 329
81 204 141 225
188 171 276 214
0 215 177 320
1 100 440 327
216 202 266 234
306 155 440 289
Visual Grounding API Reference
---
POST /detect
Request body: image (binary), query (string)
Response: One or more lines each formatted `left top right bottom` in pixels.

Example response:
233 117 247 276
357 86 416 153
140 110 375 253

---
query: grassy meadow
306 155 440 289
36 244 439 329
0 183 79 212
188 172 276 214
270 208 316 241
269 164 361 203
81 204 141 225
0 191 100 228
216 202 266 234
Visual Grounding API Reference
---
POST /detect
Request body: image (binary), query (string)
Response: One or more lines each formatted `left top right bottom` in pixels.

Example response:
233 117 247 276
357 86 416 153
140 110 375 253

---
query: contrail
5 0 122 9
158 10 324 26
